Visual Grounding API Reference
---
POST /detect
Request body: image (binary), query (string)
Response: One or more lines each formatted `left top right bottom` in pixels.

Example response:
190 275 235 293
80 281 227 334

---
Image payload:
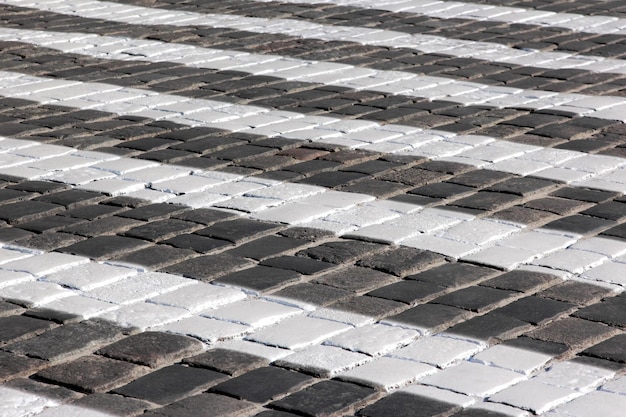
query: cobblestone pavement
0 0 626 416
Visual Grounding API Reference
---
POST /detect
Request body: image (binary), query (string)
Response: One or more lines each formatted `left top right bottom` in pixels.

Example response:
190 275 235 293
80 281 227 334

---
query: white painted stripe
2 0 626 75
0 71 625 191
5 27 626 125
255 0 626 35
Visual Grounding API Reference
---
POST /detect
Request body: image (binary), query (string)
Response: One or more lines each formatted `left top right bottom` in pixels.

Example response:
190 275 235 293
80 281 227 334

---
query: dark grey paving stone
447 169 512 188
211 366 313 403
0 350 47 382
573 294 626 327
69 393 152 417
196 218 282 244
543 214 615 236
5 319 126 361
601 223 626 240
214 265 301 292
339 178 409 198
550 187 619 203
580 334 626 364
358 391 460 417
523 196 591 215
97 332 204 368
525 317 618 350
447 312 532 344
22 307 81 324
35 355 146 393
385 303 473 334
183 348 268 377
0 315 56 344
270 380 377 417
15 231 86 251
172 207 238 225
62 216 143 237
490 205 557 225
0 226 35 242
260 256 335 275
581 201 626 221
59 235 152 260
162 253 254 281
409 182 474 199
123 219 200 241
0 188 36 204
330 296 406 320
495 296 575 325
8 180 69 194
431 286 517 313
254 410 301 417
539 281 617 305
407 262 496 288
449 408 510 417
298 240 385 264
33 189 107 208
480 269 560 293
377 167 448 187
483 177 557 196
113 364 227 405
357 247 446 277
226 235 308 260
161 234 232 253
63 203 127 220
297 171 366 187
449 191 520 211
112 245 198 269
117 203 188 221
314 266 396 293
0 201 65 224
367 280 447 304
143 393 256 417
271 283 352 306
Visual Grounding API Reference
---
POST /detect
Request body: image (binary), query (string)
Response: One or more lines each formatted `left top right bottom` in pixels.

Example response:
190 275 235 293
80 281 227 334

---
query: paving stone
226 235 307 260
143 393 256 417
0 350 47 382
66 393 151 417
447 312 532 344
297 240 385 264
59 236 152 260
484 177 557 197
123 219 201 242
573 294 626 328
113 364 227 405
550 390 626 417
0 201 65 224
35 355 147 393
539 280 617 305
270 379 378 417
551 187 619 203
1 377 82 409
214 265 301 292
329 296 406 320
384 303 473 334
495 296 575 325
162 254 254 281
196 218 282 243
432 286 517 313
162 234 232 253
480 269 560 293
367 280 447 304
211 366 313 403
260 256 335 275
358 391 460 417
0 315 56 344
543 215 615 236
450 191 520 211
112 245 197 269
487 379 578 415
5 319 126 361
183 348 268 377
581 201 626 221
525 317 618 350
357 247 446 277
97 331 204 368
271 283 352 307
581 334 626 364
314 266 396 293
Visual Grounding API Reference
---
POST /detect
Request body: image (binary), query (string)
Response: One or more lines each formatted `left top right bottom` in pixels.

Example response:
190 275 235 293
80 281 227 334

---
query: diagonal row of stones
5 3 626 101
106 0 626 56
1 43 626 156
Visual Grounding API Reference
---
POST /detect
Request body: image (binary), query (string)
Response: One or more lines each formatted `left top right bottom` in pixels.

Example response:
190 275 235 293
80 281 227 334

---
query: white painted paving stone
436 220 521 246
38 295 119 319
581 261 626 287
548 390 626 417
462 245 539 270
420 361 527 397
275 345 371 377
488 379 581 414
0 385 65 417
323 323 420 356
571 237 626 258
399 384 475 407
601 376 626 395
532 250 608 274
0 247 35 265
389 335 484 368
148 283 247 313
0 252 89 276
337 356 437 391
0 281 74 307
42 262 138 291
532 361 616 392
0 270 34 289
245 315 353 350
202 299 304 328
401 234 479 259
99 301 191 331
157 316 251 344
217 340 292 362
470 345 553 376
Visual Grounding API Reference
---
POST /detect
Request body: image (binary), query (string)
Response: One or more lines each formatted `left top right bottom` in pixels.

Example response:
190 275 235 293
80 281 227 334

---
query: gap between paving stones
4 0 626 77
